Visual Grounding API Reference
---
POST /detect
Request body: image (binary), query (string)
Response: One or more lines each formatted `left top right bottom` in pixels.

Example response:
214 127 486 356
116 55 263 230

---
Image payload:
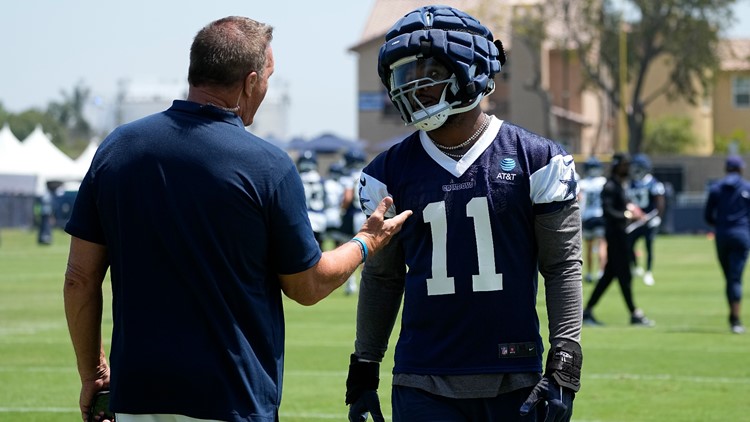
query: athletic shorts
582 217 605 240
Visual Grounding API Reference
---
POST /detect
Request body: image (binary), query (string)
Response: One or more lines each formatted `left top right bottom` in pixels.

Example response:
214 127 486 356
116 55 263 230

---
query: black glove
519 376 574 422
345 354 384 422
348 390 384 422
520 340 582 421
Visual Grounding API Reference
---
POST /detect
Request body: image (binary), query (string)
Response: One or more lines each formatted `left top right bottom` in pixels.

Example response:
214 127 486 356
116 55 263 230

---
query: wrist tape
345 354 380 404
544 340 582 392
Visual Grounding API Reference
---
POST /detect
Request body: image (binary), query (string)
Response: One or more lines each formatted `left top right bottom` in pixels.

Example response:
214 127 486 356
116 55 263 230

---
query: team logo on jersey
442 180 475 192
358 175 370 210
560 168 578 199
496 157 518 182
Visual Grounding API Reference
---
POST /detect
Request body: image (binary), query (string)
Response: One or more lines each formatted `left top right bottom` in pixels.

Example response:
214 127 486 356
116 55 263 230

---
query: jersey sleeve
529 151 579 214
65 168 107 244
358 159 398 219
651 180 666 196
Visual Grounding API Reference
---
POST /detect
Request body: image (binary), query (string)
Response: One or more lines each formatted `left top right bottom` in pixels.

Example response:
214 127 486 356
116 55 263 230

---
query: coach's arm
64 236 111 421
279 196 411 306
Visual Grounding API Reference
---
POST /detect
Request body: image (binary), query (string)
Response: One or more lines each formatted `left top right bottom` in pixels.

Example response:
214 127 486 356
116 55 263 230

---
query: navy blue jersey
705 172 750 243
65 100 321 421
358 118 577 375
629 174 665 214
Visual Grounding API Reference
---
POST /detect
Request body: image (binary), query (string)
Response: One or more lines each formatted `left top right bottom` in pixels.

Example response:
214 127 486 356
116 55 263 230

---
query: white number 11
422 197 503 296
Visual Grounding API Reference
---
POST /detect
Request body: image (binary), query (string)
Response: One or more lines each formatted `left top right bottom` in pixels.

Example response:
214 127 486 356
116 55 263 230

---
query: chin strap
544 340 583 392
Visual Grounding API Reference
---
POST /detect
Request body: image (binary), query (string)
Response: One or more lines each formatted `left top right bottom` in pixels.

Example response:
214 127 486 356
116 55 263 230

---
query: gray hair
188 16 274 88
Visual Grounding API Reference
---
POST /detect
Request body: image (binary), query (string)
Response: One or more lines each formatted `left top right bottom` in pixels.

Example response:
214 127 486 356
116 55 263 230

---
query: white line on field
0 366 746 386
0 407 77 412
588 373 750 384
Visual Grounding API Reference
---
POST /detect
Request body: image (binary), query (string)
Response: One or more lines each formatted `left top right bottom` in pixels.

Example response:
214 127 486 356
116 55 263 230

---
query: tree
643 115 697 154
563 0 736 153
5 109 65 145
0 82 93 158
47 81 92 144
714 128 750 153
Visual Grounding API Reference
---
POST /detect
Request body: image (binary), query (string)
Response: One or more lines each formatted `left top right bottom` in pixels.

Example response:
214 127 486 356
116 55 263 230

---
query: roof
718 39 750 71
350 0 537 51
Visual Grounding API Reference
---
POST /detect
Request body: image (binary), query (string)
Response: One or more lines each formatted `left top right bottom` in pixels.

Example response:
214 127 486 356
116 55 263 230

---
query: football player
627 153 666 286
297 150 327 247
578 156 608 284
583 153 654 327
344 5 583 421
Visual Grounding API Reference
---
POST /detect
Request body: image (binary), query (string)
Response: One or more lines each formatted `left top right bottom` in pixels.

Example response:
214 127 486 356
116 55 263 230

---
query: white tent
0 123 22 155
21 125 82 182
73 137 99 176
0 123 33 175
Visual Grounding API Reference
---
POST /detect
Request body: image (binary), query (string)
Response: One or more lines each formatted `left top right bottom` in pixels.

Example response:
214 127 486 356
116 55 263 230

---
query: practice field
1 228 748 421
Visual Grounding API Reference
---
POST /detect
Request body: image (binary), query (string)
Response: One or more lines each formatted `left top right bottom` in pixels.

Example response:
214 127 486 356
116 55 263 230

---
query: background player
578 156 607 284
704 155 750 334
338 149 367 295
297 150 327 247
627 153 666 286
344 5 583 421
324 161 347 246
583 153 654 327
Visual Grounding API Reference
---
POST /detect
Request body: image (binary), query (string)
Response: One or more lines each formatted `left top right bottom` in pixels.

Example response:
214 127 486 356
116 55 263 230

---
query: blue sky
0 0 747 141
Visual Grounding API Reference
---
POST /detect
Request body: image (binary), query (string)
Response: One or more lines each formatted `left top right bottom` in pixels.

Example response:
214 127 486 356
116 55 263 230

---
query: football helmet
631 153 651 180
296 150 318 173
328 161 345 178
378 5 506 131
583 156 603 178
343 148 366 171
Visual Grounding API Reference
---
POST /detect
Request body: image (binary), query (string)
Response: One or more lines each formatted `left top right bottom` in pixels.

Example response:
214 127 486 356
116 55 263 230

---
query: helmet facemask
389 56 489 131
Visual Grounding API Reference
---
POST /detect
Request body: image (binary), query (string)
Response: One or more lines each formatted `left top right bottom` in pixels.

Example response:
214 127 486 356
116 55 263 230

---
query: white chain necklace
441 149 466 159
433 114 490 152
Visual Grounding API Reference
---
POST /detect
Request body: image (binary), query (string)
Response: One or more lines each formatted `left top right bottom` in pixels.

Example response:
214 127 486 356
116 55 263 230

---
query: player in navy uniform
627 154 665 286
705 155 750 334
344 6 583 421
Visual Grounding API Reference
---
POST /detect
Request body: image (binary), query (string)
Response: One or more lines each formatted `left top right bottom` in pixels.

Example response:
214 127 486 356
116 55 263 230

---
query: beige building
713 39 750 149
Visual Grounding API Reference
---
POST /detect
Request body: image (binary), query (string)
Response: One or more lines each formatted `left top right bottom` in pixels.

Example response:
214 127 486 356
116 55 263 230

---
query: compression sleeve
353 233 406 362
535 200 583 346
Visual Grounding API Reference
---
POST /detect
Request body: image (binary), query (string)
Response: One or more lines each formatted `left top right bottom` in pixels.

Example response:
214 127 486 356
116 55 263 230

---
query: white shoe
633 267 645 277
643 271 655 286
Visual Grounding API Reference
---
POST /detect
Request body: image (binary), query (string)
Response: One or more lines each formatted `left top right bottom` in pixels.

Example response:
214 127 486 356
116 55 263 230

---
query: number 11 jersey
358 117 578 375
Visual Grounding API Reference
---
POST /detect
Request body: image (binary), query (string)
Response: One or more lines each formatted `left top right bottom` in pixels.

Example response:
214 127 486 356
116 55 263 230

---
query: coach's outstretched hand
346 354 385 422
519 376 574 422
354 196 411 259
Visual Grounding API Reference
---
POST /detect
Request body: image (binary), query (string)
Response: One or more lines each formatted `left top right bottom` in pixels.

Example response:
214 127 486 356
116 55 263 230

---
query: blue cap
726 155 745 171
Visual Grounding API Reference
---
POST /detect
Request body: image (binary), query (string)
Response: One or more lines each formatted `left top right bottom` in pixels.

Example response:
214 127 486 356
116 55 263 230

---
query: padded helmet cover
378 5 505 103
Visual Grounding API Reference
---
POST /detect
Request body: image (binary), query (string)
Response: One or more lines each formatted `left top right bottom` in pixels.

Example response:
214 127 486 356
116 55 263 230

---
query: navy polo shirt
66 100 321 421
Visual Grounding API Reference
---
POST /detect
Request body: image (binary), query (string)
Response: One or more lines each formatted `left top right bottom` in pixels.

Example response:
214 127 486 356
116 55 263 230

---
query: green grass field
1 228 749 421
